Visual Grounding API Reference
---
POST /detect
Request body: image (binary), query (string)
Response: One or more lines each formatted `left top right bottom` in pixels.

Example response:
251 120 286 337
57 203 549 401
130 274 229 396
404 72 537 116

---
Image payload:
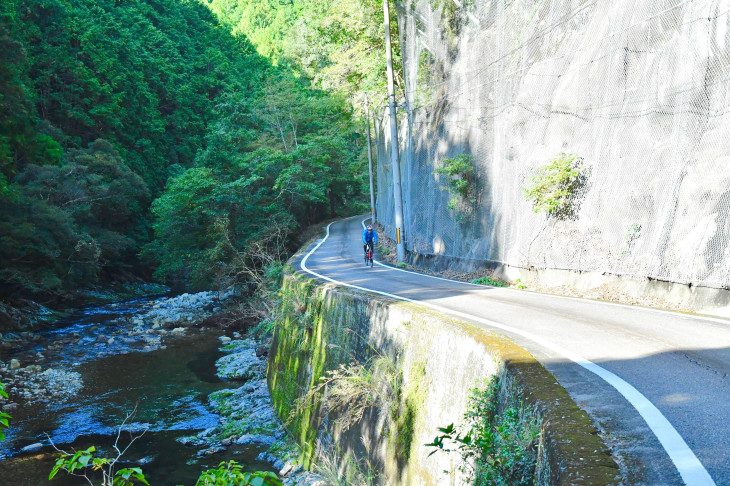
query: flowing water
0 298 273 485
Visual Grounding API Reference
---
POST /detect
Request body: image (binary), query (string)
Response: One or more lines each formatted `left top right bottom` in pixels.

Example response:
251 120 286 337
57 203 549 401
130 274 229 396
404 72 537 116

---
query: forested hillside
202 0 403 107
0 0 370 309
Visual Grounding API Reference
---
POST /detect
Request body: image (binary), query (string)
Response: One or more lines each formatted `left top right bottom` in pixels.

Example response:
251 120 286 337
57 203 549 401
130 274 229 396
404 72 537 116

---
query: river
0 297 275 485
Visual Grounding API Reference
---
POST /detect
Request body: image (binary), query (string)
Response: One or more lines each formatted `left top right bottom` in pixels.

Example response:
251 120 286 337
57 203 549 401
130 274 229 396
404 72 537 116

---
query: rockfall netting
375 0 730 288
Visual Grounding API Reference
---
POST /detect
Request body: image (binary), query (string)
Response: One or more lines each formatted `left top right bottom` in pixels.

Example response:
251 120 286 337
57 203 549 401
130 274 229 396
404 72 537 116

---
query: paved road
297 216 730 486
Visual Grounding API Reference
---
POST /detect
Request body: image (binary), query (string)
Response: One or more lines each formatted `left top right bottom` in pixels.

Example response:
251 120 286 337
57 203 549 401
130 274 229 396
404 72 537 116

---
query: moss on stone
268 271 621 485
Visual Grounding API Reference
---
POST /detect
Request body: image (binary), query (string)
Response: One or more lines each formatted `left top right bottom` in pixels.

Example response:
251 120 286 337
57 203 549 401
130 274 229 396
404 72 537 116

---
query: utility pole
383 0 406 262
365 95 376 224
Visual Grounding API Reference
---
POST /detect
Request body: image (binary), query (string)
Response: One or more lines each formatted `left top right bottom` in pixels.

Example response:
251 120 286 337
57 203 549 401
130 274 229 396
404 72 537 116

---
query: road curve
297 216 730 486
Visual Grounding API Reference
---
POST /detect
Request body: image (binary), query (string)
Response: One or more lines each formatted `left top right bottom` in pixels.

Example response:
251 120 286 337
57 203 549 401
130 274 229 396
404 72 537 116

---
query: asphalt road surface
297 215 730 486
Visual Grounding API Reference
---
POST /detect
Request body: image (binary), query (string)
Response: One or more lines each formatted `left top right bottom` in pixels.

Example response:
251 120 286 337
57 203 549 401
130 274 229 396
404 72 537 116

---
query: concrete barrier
267 273 621 485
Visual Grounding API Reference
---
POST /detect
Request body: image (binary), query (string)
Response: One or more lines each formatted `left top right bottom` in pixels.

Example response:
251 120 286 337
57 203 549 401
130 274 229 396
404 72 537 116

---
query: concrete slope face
300 216 730 485
376 0 730 292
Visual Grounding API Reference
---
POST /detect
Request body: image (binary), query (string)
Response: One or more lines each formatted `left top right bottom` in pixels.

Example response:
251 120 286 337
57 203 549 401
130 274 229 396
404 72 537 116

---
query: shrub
434 154 476 213
195 462 281 486
0 382 10 441
522 153 589 219
471 275 508 287
426 377 541 485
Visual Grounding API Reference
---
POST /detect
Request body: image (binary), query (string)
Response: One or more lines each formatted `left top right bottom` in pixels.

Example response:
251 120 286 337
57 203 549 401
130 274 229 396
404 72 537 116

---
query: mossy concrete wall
268 273 621 485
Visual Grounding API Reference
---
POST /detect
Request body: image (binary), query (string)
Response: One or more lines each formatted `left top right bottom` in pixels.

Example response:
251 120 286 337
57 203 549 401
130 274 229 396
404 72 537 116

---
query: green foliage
2 0 370 299
471 275 508 287
0 0 265 300
621 223 642 254
291 354 401 433
49 446 150 486
203 0 404 108
426 378 541 485
3 0 264 191
391 361 427 463
522 153 589 219
0 381 10 441
375 243 391 257
49 444 279 486
147 69 368 289
434 154 476 213
430 0 473 52
195 461 281 486
0 140 150 297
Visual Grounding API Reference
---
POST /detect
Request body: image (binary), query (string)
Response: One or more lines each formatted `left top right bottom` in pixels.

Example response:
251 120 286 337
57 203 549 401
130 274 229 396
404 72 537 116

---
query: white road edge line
360 219 730 327
301 221 715 486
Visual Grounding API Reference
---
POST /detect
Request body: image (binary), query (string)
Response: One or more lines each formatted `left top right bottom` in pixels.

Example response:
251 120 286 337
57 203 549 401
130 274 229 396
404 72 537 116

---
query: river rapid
0 294 281 485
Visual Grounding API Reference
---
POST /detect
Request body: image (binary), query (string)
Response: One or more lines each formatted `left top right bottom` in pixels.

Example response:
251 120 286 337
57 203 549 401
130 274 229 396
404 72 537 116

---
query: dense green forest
203 0 403 104
0 0 392 307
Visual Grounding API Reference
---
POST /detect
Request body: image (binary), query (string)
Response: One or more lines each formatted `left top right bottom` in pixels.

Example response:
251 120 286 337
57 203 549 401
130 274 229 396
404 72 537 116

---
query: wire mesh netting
375 0 730 288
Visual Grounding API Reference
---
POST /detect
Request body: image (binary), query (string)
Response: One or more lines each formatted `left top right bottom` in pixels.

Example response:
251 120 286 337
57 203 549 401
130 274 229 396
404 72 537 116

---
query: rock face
377 0 730 290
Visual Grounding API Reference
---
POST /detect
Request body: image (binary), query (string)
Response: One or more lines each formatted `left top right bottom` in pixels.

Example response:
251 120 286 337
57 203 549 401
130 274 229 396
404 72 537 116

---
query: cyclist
363 224 378 258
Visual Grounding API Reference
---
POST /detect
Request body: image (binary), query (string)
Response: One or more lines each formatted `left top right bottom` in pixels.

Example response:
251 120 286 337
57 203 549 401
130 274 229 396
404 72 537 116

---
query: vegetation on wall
471 275 508 287
434 153 477 216
426 374 541 486
522 152 590 220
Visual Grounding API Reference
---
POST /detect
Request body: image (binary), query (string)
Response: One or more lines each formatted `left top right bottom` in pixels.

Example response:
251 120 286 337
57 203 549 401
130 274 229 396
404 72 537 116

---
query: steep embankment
376 0 730 313
267 273 620 485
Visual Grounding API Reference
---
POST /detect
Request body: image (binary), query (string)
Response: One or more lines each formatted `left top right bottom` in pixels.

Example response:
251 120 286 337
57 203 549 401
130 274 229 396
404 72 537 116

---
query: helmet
367 225 373 230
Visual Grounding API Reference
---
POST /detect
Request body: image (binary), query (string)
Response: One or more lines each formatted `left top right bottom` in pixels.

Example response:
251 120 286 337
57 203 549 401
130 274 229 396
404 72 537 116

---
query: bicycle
364 243 374 267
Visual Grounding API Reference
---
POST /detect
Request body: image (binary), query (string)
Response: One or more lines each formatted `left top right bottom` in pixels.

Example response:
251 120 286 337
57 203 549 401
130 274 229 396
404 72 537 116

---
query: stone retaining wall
267 273 621 485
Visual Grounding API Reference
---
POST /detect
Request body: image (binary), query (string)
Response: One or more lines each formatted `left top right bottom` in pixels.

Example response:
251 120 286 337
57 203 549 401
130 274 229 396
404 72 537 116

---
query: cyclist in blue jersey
363 225 377 256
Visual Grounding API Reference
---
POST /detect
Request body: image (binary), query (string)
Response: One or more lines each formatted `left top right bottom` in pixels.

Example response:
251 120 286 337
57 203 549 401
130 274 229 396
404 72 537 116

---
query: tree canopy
0 0 372 301
204 0 404 109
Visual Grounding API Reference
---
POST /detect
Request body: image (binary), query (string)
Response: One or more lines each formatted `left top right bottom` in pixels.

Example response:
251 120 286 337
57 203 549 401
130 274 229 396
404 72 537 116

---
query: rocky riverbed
0 289 324 484
0 290 231 410
180 337 325 485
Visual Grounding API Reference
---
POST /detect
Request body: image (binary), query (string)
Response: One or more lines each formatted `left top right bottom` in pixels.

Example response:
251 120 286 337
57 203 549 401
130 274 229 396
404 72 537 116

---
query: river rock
171 327 186 335
257 452 285 471
197 445 226 457
282 472 326 486
9 359 20 370
216 348 264 381
280 463 303 477
219 336 231 344
20 442 44 452
235 434 277 446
